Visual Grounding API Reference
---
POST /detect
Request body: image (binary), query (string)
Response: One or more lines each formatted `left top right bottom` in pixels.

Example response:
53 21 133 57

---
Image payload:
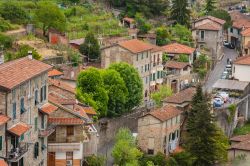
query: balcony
7 142 29 162
48 143 81 152
39 124 56 138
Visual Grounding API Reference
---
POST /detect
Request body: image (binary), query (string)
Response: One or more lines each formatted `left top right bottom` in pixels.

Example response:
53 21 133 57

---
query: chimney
28 50 33 59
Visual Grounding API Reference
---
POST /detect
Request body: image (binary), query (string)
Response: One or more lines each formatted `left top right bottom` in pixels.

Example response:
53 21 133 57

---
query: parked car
223 40 230 46
213 97 224 107
226 64 232 69
221 74 227 79
217 91 229 102
225 43 235 49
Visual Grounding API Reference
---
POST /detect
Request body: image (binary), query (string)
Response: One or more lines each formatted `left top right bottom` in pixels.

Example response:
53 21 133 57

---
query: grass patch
233 122 250 136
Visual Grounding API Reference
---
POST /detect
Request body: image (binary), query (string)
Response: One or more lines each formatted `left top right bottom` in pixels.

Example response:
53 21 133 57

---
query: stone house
228 11 250 49
163 61 195 93
137 33 157 45
122 17 136 29
161 43 196 64
137 105 181 155
101 39 164 102
48 69 64 79
228 134 250 161
233 56 250 82
240 28 250 55
47 79 98 166
192 16 225 61
0 56 52 166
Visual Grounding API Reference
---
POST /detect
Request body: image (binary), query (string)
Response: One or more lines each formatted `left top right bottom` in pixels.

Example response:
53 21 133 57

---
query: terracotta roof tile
48 118 84 125
241 28 250 36
230 12 250 29
48 69 64 77
207 16 226 25
151 45 164 53
123 17 135 23
118 39 153 53
49 78 75 94
82 106 97 115
8 122 31 136
234 55 250 65
230 133 250 142
40 103 58 115
165 87 196 104
165 61 190 69
0 57 52 91
195 22 221 31
146 105 181 121
73 104 89 119
161 43 195 54
0 114 10 126
230 140 250 151
0 160 8 166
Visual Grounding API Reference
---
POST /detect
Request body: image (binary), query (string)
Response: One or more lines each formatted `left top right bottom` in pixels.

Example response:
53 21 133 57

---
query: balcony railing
39 124 56 137
7 142 29 162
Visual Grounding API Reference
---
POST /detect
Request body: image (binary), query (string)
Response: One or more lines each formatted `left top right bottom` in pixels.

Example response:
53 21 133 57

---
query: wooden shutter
13 103 16 119
66 126 74 136
40 87 43 102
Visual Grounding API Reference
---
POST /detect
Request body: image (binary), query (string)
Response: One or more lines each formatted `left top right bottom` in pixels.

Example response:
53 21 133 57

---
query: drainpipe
4 92 8 163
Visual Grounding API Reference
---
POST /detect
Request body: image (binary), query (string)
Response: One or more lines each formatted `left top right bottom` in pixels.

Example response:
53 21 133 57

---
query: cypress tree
205 0 216 14
186 85 228 166
170 0 190 27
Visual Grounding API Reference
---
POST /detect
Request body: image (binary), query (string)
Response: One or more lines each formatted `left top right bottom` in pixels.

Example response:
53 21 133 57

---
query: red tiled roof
118 39 153 53
234 55 250 65
241 28 250 36
165 61 190 69
0 57 52 91
0 114 10 126
147 105 181 121
151 45 164 53
123 17 135 23
48 118 84 125
49 79 75 94
40 103 58 115
195 22 221 31
165 87 196 104
230 140 250 151
82 106 97 115
230 133 250 142
230 12 250 29
8 122 31 136
0 160 8 166
207 16 226 25
48 69 64 77
161 43 195 54
49 93 76 105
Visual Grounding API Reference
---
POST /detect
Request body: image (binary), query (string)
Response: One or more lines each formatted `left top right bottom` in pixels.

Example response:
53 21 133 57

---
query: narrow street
204 47 238 92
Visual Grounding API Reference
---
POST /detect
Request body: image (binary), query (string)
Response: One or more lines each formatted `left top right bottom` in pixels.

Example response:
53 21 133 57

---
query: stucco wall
233 64 250 82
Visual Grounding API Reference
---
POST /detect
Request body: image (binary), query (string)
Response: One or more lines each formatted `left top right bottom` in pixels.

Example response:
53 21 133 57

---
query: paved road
204 47 238 92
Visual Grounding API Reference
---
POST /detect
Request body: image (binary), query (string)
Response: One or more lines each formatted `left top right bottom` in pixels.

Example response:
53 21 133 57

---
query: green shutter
35 117 38 131
0 136 2 150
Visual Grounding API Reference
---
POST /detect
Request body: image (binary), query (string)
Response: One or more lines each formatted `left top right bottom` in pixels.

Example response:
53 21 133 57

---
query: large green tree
79 32 100 60
170 0 190 27
135 13 152 34
112 128 142 166
35 1 66 36
186 85 229 165
0 2 28 24
156 26 171 46
205 0 216 14
151 85 172 107
76 68 108 117
109 63 143 111
101 69 128 117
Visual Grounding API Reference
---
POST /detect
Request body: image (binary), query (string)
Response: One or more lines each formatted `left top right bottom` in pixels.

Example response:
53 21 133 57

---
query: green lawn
233 122 250 136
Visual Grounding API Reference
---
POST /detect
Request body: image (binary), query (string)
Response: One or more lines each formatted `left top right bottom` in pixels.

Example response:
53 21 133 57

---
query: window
136 54 139 61
40 87 43 103
20 98 25 114
40 85 47 103
41 115 45 129
145 77 148 84
35 117 38 131
146 52 149 58
66 152 73 163
148 64 150 71
150 74 152 81
0 136 2 151
41 138 45 151
34 142 39 159
12 102 16 119
200 30 205 41
147 149 154 155
145 64 147 72
20 134 24 141
230 28 233 33
67 126 74 136
35 90 39 105
141 53 144 60
157 71 160 79
238 29 240 35
153 73 156 81
141 66 143 73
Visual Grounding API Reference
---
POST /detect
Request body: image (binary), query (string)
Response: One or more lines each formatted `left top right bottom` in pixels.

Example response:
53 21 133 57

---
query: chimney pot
28 51 33 59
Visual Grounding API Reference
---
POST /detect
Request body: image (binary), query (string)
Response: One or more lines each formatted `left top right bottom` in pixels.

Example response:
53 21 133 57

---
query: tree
171 24 192 44
101 69 128 117
156 26 171 46
186 85 229 165
205 0 216 14
0 33 13 49
112 128 142 166
85 155 106 166
15 45 41 60
135 13 152 34
170 0 190 27
109 63 143 111
0 2 28 24
76 68 108 117
177 54 189 62
151 85 172 107
79 32 100 60
209 9 232 29
35 1 66 36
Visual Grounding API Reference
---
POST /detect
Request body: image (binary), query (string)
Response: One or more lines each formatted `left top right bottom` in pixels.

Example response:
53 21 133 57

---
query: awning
48 143 81 152
8 122 31 136
0 114 10 126
39 103 58 115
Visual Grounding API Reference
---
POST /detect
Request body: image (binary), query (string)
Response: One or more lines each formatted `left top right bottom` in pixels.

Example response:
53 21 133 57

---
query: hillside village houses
192 16 225 61
232 55 250 82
